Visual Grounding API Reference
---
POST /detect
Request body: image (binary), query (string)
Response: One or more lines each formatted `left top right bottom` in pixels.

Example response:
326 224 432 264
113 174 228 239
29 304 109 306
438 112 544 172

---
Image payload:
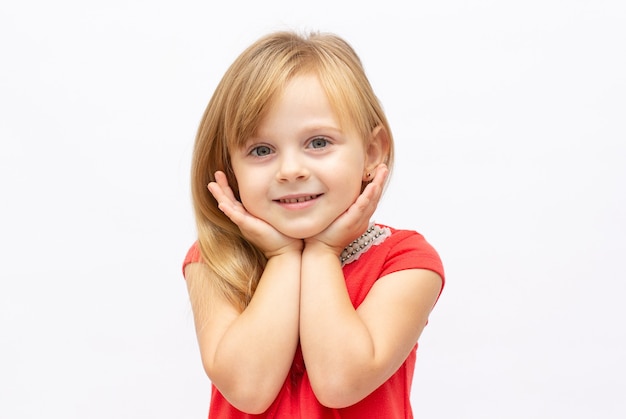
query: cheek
234 173 265 210
333 175 363 205
231 163 252 194
334 156 366 184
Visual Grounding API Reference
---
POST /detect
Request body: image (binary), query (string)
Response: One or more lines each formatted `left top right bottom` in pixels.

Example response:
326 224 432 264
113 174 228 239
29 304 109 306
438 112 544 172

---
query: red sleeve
381 230 445 289
182 241 202 278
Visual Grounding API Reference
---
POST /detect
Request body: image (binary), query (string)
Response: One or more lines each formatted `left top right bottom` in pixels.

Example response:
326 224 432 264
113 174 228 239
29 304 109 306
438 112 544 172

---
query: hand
305 164 389 255
208 171 303 257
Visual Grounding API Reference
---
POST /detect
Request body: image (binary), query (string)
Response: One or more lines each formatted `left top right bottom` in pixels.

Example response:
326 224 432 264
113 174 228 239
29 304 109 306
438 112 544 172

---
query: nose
276 154 310 182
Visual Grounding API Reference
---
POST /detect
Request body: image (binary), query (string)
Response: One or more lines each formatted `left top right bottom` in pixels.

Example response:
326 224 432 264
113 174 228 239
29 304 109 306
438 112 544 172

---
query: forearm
299 246 382 406
208 251 301 410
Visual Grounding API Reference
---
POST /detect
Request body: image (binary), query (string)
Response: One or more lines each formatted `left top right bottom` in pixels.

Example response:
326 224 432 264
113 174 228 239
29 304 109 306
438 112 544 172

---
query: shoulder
342 224 445 307
375 224 445 282
182 241 202 277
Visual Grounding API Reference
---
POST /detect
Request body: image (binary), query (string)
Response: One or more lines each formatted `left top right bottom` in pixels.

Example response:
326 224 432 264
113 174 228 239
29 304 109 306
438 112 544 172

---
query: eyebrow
252 123 345 141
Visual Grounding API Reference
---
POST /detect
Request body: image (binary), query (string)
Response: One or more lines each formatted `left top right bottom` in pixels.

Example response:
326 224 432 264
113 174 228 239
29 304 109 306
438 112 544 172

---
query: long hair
190 31 395 313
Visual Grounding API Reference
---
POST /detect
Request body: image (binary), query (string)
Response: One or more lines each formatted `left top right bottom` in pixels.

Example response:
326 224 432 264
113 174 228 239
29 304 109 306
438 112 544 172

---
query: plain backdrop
1 1 624 418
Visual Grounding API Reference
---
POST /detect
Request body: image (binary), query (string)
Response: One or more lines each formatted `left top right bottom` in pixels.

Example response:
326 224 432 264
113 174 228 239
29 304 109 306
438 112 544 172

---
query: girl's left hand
305 164 388 254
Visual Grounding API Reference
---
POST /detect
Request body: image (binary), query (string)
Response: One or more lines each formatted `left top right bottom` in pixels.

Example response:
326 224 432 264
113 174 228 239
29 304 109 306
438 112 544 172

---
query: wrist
302 240 342 260
264 240 304 259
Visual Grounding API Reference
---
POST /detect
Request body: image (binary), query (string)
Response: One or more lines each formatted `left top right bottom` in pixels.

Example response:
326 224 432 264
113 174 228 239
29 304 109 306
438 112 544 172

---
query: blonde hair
190 31 395 312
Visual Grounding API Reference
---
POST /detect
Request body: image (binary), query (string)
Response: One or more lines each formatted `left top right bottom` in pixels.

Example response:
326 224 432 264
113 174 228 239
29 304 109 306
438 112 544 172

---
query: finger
361 164 388 205
210 187 248 226
220 202 247 225
207 181 226 203
358 164 388 207
342 172 387 229
207 174 247 225
214 171 238 202
369 163 389 191
207 181 233 208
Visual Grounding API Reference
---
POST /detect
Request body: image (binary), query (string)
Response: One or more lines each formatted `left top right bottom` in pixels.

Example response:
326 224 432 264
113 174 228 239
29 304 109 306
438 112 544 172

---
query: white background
1 1 624 418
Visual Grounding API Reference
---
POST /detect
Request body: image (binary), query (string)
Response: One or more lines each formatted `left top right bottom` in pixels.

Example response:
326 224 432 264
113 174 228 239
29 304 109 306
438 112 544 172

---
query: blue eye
250 145 272 157
309 137 329 149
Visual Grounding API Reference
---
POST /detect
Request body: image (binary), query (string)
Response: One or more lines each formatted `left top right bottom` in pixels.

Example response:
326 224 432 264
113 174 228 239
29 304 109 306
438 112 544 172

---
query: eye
250 145 273 157
308 137 329 149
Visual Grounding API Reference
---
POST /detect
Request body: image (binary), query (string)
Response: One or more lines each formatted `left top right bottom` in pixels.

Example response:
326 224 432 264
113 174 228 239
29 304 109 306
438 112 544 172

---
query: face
230 74 370 239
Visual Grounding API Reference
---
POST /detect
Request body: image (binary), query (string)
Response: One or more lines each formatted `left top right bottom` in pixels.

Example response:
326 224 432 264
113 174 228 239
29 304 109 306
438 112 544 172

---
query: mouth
276 194 322 204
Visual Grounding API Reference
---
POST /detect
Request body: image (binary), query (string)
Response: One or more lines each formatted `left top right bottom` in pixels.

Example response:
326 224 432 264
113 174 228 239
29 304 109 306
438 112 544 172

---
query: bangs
219 31 385 152
316 61 380 140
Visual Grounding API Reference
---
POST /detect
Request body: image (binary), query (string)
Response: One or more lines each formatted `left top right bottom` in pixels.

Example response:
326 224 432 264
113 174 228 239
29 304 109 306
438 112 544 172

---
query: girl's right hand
208 171 303 257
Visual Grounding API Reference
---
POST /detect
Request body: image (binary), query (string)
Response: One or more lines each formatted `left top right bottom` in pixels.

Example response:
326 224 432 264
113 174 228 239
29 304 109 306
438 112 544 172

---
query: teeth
280 195 316 203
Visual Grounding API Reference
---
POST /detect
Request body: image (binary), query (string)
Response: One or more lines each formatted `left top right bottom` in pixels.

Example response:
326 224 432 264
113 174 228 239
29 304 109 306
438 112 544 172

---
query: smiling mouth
277 194 321 204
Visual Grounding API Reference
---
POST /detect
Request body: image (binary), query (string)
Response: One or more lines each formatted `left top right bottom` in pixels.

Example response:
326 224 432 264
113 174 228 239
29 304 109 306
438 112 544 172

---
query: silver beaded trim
339 223 391 267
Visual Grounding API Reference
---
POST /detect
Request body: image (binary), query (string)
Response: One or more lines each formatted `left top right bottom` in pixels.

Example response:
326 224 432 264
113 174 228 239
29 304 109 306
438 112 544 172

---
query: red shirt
183 225 445 418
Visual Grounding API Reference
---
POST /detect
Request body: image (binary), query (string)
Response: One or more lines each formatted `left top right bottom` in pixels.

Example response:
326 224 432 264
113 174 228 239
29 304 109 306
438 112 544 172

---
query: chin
276 222 329 240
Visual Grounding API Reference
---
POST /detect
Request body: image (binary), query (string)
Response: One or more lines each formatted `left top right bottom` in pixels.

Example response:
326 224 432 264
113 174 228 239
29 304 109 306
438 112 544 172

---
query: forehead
255 74 357 137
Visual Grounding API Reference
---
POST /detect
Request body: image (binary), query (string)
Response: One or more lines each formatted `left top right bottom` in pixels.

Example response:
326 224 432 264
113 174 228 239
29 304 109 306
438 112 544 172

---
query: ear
362 125 390 181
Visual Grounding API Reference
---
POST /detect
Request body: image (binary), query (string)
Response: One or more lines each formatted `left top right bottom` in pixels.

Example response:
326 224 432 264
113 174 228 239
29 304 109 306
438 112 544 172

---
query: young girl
182 30 444 418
